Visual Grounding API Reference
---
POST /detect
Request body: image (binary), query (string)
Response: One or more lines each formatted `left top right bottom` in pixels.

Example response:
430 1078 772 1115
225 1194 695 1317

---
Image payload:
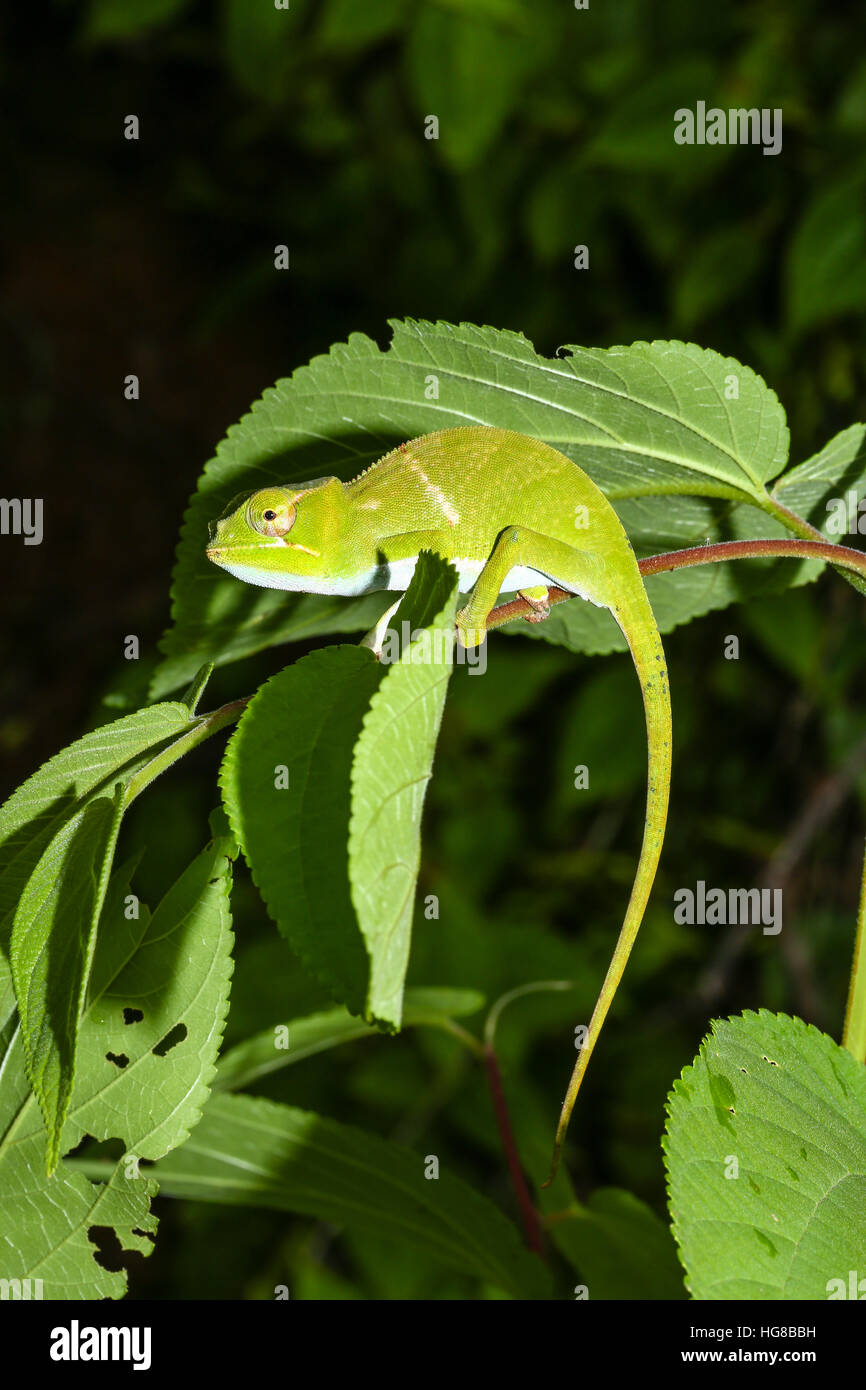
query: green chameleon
207 425 672 1178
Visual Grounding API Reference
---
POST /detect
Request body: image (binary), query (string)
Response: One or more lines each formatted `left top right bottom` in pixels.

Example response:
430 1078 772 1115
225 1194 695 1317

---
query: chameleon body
207 425 671 1176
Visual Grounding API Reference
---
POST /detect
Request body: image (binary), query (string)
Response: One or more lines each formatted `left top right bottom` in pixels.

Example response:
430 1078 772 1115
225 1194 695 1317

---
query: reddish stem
483 1045 545 1257
637 537 866 578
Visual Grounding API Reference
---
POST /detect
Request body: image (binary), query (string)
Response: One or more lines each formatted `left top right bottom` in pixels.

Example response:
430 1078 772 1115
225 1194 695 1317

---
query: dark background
2 0 866 1298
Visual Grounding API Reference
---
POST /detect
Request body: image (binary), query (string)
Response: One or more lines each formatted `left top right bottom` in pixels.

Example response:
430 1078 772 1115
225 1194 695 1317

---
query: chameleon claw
521 597 551 624
518 586 551 624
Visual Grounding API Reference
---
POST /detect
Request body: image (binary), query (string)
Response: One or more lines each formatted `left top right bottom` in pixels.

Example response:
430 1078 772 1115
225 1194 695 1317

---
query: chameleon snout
206 518 224 560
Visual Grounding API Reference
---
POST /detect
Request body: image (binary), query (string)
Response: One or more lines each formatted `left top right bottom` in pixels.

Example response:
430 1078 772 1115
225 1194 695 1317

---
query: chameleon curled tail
545 576 671 1184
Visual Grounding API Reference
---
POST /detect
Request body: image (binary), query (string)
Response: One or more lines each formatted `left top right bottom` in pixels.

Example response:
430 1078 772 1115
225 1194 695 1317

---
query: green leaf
0 678 230 1169
772 423 866 536
0 839 233 1297
524 161 604 266
743 590 824 686
221 0 309 104
155 320 790 694
0 1158 158 1301
663 1011 866 1299
786 174 866 335
404 4 543 170
552 663 646 813
552 337 787 497
214 986 484 1091
220 645 383 1017
771 423 866 598
10 787 124 1172
547 1187 687 1300
673 225 762 329
349 554 458 1027
83 0 192 42
73 838 235 1158
0 699 207 948
151 1092 551 1298
316 0 407 51
584 61 725 175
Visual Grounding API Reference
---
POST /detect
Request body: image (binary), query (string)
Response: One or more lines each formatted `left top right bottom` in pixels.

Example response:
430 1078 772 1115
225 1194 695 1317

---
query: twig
483 1045 545 1257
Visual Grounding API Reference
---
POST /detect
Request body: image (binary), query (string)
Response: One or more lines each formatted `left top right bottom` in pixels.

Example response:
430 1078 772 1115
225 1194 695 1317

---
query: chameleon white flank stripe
218 554 600 601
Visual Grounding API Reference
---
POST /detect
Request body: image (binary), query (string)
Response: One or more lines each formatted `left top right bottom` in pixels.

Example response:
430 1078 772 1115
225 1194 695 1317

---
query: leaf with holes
0 960 153 1302
1 670 224 1171
10 787 124 1173
71 835 235 1158
0 836 234 1298
663 1011 866 1299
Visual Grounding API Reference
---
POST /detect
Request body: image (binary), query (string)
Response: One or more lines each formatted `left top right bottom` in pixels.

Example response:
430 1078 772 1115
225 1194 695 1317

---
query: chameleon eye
248 491 296 538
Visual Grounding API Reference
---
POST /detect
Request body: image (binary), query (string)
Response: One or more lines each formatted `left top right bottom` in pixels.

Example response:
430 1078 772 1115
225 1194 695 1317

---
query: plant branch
483 1044 545 1258
479 982 568 1256
637 537 866 580
123 697 251 808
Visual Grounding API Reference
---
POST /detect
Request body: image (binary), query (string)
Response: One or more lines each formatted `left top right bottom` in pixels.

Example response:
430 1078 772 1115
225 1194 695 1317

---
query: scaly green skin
207 426 672 1179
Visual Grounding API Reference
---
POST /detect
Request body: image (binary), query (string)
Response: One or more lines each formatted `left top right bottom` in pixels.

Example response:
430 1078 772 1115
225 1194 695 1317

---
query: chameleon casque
207 425 672 1176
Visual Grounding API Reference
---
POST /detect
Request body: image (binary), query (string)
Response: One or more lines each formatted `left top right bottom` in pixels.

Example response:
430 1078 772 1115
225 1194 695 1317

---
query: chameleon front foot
455 607 488 650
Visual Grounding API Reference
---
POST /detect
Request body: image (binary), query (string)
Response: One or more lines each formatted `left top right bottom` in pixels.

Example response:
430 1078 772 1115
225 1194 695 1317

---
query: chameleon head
205 480 345 591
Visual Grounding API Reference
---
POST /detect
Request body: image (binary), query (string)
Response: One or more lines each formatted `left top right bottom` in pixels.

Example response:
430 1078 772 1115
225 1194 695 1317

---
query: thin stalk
759 495 830 544
480 982 570 1255
843 840 866 1063
483 1044 545 1257
123 696 250 808
484 980 572 1048
637 537 866 582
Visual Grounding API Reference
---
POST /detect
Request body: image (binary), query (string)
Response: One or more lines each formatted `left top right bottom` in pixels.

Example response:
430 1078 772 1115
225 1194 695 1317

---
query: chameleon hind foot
518 585 551 624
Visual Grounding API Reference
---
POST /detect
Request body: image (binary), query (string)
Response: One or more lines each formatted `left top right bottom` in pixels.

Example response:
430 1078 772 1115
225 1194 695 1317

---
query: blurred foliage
2 0 866 1299
59 0 865 445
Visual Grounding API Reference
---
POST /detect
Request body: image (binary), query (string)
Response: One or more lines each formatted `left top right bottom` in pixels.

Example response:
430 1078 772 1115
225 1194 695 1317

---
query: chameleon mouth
206 546 223 561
